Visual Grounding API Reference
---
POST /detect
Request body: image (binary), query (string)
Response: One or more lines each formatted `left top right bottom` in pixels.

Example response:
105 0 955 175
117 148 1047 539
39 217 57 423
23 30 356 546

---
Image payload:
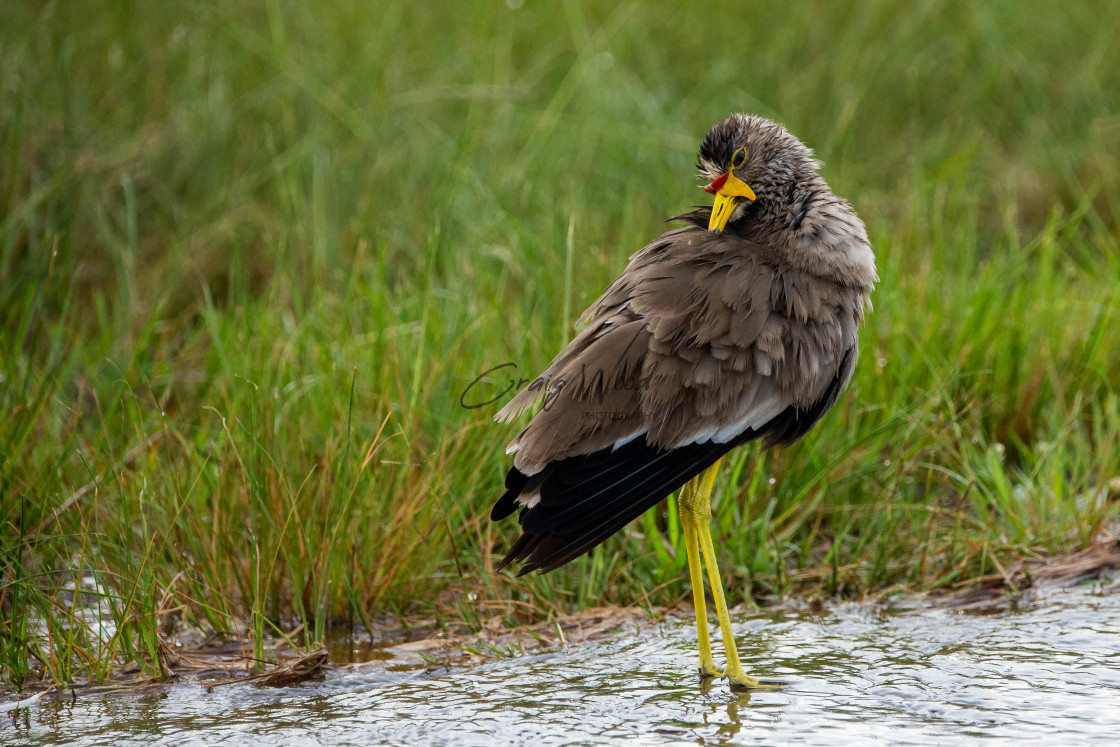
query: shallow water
9 584 1120 745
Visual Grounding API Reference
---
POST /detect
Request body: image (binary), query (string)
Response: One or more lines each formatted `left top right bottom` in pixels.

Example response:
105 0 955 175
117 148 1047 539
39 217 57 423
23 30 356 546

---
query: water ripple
10 584 1120 745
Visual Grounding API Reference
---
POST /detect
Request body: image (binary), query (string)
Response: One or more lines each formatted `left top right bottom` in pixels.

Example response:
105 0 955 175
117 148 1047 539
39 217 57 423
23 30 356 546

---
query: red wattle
704 172 729 195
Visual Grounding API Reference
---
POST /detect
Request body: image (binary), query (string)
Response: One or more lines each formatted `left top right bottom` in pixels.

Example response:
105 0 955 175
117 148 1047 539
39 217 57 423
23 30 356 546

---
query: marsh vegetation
2 1 1119 693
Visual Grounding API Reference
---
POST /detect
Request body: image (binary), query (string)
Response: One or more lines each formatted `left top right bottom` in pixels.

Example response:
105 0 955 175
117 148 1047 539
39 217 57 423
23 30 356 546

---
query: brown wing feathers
492 217 862 573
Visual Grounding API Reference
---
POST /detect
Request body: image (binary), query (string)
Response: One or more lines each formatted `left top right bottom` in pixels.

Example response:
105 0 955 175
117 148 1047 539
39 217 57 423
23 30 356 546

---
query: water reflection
695 682 751 743
8 584 1120 745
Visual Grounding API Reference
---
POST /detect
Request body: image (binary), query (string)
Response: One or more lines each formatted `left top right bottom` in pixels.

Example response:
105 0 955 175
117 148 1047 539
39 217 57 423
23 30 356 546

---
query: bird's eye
730 147 747 169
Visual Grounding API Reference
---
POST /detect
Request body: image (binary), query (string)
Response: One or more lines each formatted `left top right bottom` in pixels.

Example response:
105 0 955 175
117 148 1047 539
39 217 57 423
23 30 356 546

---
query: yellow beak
708 173 757 232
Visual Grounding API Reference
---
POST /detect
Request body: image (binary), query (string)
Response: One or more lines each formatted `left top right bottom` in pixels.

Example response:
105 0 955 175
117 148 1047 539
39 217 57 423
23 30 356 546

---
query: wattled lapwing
492 114 876 689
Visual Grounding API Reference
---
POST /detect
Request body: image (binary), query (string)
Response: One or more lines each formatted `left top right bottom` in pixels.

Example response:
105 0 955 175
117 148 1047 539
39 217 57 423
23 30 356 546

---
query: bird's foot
725 665 786 692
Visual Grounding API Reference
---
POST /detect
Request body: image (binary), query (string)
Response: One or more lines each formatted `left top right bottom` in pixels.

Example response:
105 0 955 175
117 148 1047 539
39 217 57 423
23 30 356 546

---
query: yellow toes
726 668 785 691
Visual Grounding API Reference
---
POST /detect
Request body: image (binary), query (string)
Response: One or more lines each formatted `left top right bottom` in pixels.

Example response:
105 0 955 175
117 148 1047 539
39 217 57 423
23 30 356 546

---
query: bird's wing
491 221 861 573
498 222 856 470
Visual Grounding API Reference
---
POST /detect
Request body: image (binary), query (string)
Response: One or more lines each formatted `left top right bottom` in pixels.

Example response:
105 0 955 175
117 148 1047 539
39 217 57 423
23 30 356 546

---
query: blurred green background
2 0 1119 690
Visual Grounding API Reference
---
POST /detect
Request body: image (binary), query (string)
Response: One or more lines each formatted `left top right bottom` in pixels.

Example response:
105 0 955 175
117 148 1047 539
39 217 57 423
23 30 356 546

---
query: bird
490 113 876 689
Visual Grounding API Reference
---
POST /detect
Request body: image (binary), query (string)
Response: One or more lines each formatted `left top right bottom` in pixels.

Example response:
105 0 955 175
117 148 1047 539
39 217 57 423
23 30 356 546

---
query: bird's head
697 114 822 233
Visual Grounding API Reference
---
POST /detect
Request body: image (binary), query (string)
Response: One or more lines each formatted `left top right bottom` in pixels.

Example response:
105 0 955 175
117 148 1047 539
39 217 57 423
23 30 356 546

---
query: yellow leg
679 478 720 678
696 517 767 690
681 459 780 691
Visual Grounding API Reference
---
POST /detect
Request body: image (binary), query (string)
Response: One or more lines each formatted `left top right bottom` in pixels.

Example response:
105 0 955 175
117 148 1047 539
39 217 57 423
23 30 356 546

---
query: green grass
3 0 1120 693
